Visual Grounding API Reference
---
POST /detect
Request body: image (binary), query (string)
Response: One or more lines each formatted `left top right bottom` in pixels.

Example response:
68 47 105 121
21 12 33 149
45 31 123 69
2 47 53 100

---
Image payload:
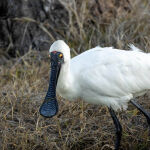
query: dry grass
60 0 150 53
0 0 150 149
0 51 150 150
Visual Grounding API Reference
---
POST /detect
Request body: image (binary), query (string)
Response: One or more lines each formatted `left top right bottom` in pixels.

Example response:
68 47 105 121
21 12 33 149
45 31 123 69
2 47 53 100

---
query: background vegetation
0 0 150 149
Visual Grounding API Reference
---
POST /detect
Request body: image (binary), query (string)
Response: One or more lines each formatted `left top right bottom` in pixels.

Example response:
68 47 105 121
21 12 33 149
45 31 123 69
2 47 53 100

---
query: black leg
109 107 122 150
130 99 150 125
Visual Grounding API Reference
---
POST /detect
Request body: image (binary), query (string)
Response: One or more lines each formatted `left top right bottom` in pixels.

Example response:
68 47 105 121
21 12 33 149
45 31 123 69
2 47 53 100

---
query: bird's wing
74 49 150 98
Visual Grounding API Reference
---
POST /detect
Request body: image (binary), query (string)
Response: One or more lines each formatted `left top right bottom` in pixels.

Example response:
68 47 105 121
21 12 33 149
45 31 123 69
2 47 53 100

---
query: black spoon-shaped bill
39 51 63 118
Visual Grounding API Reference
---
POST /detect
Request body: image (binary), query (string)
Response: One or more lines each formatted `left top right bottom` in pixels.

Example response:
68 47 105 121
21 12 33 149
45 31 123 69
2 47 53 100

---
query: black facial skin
39 51 64 118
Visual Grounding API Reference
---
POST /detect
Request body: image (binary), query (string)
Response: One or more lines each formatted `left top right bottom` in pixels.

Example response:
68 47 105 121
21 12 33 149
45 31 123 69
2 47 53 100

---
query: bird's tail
129 44 143 52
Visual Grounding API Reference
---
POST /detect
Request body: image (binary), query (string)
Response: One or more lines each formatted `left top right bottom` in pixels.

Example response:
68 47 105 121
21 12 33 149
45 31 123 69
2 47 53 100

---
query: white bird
39 40 150 150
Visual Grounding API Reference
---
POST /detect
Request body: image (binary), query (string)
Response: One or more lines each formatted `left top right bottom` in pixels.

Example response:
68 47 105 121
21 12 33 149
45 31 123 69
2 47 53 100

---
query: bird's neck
59 61 71 84
56 60 74 98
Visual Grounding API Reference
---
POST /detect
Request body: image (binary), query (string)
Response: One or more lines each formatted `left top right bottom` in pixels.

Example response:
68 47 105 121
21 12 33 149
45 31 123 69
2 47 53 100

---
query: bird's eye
59 54 63 58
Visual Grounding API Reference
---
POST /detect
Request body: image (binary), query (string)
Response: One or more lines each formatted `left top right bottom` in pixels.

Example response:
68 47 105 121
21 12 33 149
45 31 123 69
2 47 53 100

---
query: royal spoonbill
39 40 150 150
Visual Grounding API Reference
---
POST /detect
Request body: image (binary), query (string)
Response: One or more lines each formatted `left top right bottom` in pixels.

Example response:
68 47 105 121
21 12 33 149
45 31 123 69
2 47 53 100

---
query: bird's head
49 40 70 63
39 40 70 118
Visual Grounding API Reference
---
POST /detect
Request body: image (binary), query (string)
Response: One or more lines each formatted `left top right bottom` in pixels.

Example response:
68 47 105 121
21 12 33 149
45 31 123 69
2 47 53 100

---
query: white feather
50 40 150 111
129 44 143 52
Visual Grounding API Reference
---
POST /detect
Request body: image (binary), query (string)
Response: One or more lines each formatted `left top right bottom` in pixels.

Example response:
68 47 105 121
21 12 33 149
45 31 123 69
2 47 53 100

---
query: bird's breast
56 78 78 101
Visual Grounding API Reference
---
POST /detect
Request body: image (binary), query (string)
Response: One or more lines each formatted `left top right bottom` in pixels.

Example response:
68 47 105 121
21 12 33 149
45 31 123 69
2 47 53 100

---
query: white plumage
49 40 150 111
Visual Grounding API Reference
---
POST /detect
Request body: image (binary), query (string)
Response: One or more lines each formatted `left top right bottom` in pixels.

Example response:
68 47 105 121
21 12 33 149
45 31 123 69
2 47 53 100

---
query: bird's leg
130 99 150 125
109 107 122 150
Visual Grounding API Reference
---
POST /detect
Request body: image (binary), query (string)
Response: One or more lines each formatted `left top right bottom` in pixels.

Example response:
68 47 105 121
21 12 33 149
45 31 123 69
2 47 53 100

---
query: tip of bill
39 99 58 118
